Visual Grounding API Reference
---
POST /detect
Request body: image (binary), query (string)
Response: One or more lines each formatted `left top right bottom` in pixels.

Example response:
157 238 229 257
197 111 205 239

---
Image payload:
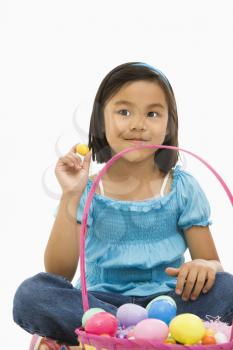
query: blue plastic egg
147 299 176 325
146 295 177 311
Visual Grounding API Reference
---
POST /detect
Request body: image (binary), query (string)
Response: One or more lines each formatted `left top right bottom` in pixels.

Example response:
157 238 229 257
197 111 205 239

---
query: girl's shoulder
172 165 205 189
173 165 211 214
173 165 212 230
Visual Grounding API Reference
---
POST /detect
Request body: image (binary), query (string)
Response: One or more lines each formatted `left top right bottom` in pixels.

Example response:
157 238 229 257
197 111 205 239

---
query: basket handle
79 144 233 328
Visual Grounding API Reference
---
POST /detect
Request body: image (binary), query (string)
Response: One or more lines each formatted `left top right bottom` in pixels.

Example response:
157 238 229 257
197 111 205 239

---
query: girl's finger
70 152 83 168
202 269 216 294
175 266 189 296
82 150 92 171
71 143 80 154
190 269 207 300
59 156 75 168
181 268 198 301
71 152 82 163
62 154 81 169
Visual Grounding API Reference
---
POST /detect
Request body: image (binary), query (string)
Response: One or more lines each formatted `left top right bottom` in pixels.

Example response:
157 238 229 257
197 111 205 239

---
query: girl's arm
44 192 82 282
184 225 224 272
165 226 224 301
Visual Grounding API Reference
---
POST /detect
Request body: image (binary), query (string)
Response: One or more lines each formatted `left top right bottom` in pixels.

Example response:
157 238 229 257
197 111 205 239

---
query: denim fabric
13 271 233 346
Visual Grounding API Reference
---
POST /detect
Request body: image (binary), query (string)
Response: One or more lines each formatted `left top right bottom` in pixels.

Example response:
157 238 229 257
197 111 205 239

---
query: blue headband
131 62 172 89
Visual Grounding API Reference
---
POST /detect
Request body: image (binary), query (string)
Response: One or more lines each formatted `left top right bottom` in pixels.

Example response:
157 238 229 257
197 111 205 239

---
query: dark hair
88 61 179 174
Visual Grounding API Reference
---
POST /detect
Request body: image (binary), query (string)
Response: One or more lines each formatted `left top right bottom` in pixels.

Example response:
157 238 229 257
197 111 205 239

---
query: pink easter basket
75 144 233 350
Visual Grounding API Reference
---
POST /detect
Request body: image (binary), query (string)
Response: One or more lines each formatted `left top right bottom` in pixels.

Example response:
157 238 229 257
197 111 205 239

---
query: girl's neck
102 157 164 184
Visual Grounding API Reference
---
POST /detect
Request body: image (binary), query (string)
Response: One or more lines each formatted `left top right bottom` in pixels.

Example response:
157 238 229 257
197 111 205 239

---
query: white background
1 0 232 348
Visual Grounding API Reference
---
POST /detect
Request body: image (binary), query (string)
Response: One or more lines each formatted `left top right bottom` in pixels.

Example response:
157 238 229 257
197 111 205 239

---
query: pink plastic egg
85 312 118 336
134 319 169 341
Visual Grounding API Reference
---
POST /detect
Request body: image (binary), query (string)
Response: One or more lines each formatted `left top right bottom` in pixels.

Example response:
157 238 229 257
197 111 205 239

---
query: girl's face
103 80 169 163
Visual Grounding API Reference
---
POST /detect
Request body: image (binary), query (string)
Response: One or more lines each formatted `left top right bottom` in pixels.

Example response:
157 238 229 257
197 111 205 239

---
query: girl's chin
110 144 156 159
118 151 155 163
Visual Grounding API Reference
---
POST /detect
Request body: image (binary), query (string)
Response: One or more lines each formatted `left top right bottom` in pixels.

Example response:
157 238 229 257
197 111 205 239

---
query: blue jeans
13 271 233 346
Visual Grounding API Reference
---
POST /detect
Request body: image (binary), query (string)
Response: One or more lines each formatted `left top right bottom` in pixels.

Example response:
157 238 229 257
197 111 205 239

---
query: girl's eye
118 110 159 118
118 109 130 116
148 111 159 118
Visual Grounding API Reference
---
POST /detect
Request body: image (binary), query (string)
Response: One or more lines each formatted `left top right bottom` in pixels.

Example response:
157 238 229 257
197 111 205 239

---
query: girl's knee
13 273 44 323
13 272 63 323
13 272 73 322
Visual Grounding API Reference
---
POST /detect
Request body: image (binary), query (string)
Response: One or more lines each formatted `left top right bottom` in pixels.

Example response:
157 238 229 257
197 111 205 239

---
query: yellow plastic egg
83 345 96 350
83 345 108 350
169 313 205 345
76 144 90 156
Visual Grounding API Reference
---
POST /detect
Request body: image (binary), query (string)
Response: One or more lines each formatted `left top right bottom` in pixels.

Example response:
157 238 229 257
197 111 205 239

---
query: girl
13 62 233 350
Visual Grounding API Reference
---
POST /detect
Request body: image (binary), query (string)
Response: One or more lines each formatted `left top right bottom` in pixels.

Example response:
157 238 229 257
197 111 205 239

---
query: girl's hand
55 144 92 196
165 259 217 301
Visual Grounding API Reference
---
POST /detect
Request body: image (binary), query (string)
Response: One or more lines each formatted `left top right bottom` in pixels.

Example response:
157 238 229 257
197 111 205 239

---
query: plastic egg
169 313 206 345
83 345 96 350
134 319 169 341
85 312 118 336
127 336 135 340
215 332 228 344
76 144 90 156
82 307 105 327
147 299 177 324
116 303 148 327
146 295 177 311
201 335 216 345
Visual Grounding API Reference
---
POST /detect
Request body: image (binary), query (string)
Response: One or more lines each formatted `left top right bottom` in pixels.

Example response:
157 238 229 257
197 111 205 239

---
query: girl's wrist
61 190 82 204
61 188 82 198
206 259 224 273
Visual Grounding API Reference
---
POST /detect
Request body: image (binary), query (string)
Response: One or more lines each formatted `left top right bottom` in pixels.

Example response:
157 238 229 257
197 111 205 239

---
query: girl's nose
130 120 146 131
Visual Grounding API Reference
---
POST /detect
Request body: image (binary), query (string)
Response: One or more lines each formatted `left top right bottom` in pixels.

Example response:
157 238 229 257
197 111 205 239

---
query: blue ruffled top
54 165 212 296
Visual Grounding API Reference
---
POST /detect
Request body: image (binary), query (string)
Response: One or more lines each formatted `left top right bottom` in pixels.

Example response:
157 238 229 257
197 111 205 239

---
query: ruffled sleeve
53 181 93 227
176 169 213 231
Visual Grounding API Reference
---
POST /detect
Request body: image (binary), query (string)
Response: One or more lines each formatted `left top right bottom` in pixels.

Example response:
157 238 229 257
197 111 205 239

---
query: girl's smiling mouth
125 139 149 144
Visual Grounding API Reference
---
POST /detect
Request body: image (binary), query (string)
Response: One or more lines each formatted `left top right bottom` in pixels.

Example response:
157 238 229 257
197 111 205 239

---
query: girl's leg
12 272 132 346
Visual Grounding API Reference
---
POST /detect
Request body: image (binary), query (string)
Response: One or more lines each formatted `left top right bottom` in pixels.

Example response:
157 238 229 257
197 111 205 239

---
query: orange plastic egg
201 335 216 345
